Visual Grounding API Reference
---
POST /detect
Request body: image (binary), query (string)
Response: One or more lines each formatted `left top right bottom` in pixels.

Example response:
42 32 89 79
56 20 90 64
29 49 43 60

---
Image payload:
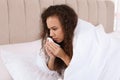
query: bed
0 0 115 80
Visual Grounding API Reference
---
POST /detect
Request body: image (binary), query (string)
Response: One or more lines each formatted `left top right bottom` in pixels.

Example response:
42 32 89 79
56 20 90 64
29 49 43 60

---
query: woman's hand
46 41 70 66
45 40 55 58
45 41 64 58
45 40 56 70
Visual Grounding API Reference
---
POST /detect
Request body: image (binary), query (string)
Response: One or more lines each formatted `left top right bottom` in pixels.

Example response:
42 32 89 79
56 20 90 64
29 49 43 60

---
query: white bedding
64 19 120 80
0 40 61 80
0 40 41 80
108 31 120 39
0 19 120 80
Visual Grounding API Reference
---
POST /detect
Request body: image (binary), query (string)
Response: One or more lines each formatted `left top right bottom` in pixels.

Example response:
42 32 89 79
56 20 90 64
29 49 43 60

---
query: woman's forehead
46 16 61 28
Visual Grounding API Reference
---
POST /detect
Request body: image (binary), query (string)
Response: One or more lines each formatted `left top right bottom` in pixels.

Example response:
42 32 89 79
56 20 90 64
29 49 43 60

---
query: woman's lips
53 38 58 41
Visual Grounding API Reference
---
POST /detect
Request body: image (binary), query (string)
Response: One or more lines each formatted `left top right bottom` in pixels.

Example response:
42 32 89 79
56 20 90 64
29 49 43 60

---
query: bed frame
0 0 114 44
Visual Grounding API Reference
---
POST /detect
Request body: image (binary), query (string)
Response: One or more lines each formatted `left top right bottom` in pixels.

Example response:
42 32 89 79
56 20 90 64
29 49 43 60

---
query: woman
37 4 77 79
38 4 120 80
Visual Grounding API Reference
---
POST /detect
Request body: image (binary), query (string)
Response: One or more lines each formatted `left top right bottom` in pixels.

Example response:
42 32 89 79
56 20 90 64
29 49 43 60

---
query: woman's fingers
46 42 58 51
45 44 55 57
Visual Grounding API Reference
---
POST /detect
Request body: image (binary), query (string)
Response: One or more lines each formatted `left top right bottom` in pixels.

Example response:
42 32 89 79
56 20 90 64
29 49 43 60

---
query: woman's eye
53 28 57 30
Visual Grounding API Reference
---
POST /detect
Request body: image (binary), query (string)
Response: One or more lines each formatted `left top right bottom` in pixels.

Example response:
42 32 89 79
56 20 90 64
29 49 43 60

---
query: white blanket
64 19 120 80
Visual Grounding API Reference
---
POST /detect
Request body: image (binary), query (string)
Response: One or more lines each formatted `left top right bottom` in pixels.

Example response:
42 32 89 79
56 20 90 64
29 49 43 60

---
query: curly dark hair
41 4 78 74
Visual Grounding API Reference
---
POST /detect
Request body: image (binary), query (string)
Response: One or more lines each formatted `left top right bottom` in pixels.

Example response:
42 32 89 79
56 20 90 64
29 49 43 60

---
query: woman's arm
45 40 56 70
47 56 55 70
60 53 70 66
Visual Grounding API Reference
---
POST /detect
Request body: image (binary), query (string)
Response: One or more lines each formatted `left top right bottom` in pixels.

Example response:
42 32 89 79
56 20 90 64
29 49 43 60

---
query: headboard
0 0 114 45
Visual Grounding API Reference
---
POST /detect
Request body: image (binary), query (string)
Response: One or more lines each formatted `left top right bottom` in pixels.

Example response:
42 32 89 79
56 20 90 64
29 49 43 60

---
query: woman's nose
50 30 54 37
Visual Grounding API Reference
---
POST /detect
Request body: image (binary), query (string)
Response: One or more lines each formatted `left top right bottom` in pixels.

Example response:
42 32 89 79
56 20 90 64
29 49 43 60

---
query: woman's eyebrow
49 26 57 29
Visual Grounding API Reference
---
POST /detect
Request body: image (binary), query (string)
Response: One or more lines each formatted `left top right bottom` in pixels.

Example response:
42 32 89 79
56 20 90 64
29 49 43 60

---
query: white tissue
47 37 54 42
47 37 60 46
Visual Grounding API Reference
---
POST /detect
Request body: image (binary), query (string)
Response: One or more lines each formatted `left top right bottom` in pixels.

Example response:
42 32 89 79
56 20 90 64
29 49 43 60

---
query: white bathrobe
64 19 120 80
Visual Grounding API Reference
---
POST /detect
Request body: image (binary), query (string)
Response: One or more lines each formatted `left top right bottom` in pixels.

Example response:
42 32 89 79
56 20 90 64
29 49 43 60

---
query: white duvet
1 19 120 80
64 19 120 80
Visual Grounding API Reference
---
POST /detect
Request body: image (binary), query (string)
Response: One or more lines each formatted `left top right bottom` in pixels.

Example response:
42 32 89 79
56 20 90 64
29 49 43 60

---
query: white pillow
0 40 41 80
108 31 120 39
0 40 41 55
95 24 105 32
0 54 13 80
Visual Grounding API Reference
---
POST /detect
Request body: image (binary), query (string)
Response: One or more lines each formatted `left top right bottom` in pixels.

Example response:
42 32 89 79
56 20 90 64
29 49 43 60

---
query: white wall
114 0 120 31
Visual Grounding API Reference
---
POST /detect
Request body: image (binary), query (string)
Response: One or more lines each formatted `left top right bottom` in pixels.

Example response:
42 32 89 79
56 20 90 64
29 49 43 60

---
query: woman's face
46 16 64 43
